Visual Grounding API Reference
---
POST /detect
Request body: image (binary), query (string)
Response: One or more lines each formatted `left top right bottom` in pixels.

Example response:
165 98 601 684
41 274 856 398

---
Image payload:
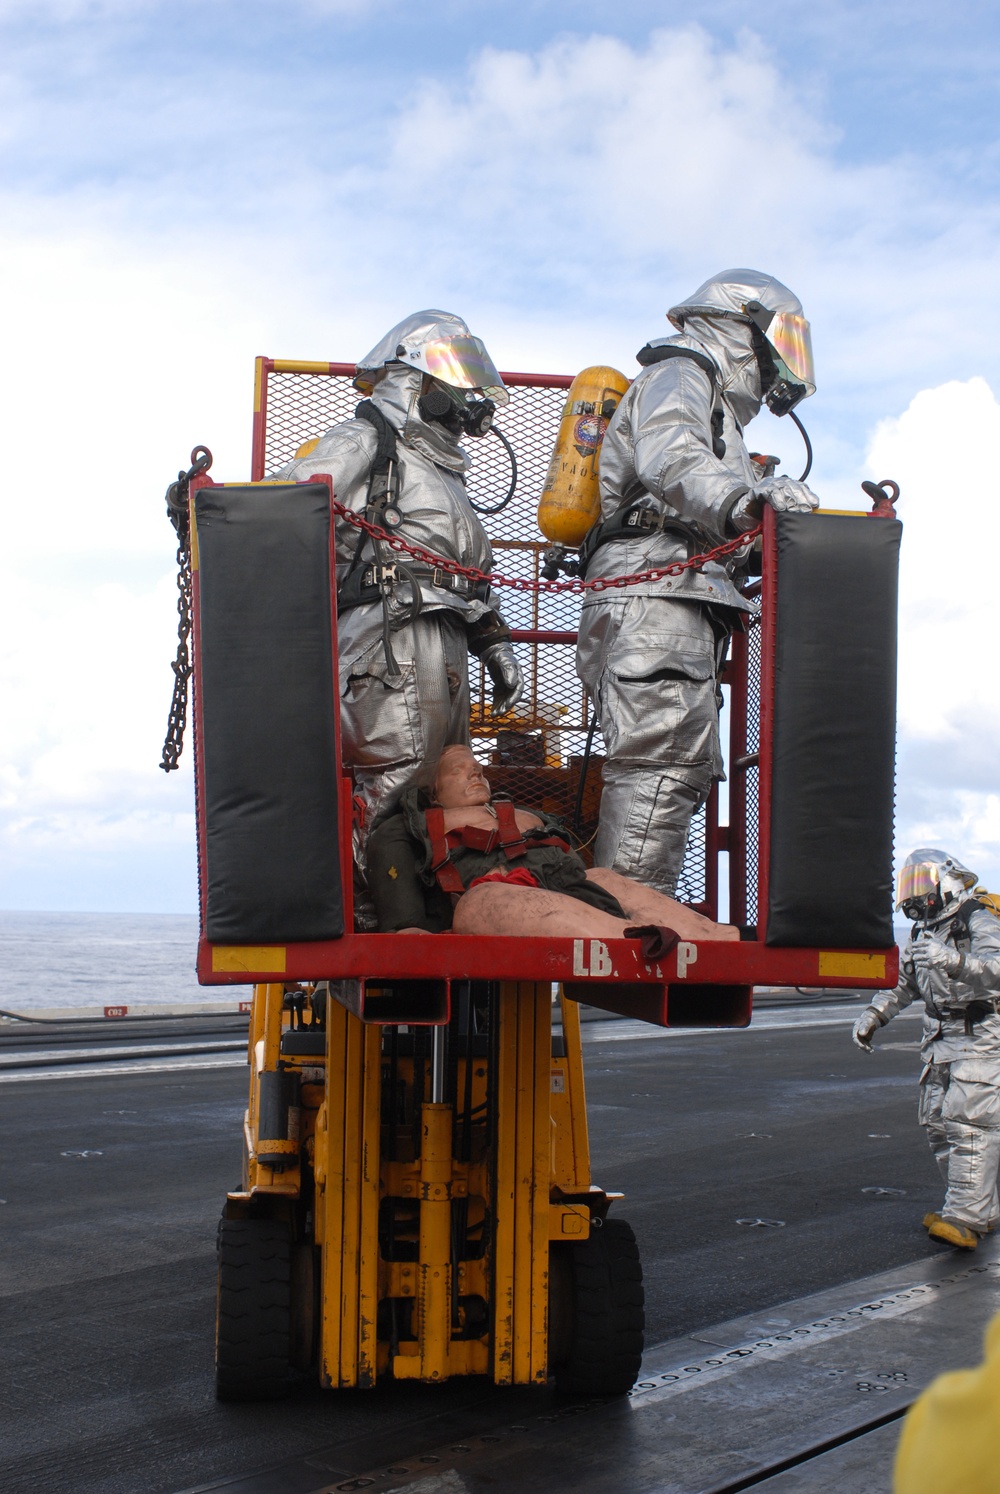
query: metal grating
257 362 720 893
675 805 707 904
263 372 359 478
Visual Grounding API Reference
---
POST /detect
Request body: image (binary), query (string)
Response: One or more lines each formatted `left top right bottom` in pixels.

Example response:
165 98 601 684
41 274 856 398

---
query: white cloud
865 377 1000 886
3 22 1000 909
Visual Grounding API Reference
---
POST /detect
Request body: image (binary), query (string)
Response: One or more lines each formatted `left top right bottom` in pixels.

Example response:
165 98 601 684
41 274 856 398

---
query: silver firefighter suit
276 310 521 830
576 269 818 894
860 889 1000 1237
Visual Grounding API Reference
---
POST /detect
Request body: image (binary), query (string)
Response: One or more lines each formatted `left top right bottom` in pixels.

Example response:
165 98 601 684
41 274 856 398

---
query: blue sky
2 0 1000 911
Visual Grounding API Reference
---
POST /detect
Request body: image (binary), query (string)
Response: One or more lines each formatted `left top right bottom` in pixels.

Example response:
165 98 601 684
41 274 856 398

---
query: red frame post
755 508 779 935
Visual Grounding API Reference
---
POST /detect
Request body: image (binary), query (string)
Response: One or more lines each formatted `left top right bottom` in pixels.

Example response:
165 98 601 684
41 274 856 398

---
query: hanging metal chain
156 459 756 769
160 447 212 772
330 498 762 593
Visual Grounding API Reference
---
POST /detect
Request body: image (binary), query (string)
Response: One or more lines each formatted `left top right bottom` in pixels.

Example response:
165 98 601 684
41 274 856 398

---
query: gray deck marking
0 1038 244 1067
626 1257 999 1409
284 1255 999 1494
0 1053 248 1083
579 1007 922 1041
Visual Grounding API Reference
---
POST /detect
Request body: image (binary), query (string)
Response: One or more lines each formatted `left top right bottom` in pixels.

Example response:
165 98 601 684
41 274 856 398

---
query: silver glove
758 476 819 514
480 640 523 718
729 477 818 532
852 1007 884 1052
910 937 962 979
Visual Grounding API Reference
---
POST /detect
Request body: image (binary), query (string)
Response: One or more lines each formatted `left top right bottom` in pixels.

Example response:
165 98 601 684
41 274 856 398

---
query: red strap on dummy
425 806 466 895
426 802 573 895
492 800 571 859
493 799 528 861
467 867 541 892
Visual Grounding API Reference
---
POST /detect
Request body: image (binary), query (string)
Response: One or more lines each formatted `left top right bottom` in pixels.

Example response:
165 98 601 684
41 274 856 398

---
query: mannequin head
431 745 492 810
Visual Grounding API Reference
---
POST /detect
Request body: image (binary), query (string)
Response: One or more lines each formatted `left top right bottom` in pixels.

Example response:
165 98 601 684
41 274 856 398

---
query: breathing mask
418 379 496 438
742 300 816 417
896 848 978 921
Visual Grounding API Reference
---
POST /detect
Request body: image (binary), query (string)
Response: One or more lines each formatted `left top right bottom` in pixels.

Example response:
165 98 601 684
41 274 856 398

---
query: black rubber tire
551 1216 644 1395
216 1218 296 1401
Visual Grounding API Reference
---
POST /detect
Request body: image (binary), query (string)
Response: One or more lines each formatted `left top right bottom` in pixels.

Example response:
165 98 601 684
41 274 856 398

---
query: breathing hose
468 425 518 516
789 409 813 482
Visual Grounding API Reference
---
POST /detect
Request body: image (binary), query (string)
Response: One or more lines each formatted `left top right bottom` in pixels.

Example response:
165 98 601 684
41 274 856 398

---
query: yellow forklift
216 976 639 1398
164 359 901 1400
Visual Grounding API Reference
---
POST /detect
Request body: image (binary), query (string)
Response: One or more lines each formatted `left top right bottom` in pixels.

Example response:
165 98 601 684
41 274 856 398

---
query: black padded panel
766 512 900 948
195 483 344 943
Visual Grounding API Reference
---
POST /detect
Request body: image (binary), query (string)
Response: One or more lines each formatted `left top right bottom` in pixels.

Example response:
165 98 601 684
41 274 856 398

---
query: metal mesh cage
255 361 713 895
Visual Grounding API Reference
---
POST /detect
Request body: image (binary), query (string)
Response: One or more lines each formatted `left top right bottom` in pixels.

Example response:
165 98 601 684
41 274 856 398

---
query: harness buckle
431 566 467 594
363 563 398 590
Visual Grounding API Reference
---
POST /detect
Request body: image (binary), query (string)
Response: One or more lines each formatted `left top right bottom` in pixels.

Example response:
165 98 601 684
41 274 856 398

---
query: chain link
331 499 762 593
160 532 193 772
158 465 757 769
160 448 212 772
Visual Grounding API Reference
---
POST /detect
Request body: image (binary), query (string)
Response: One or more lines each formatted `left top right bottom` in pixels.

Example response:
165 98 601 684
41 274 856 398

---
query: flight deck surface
3 1000 996 1493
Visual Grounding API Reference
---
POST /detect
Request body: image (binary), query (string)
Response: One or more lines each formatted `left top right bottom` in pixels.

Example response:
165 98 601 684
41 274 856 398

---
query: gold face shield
763 311 816 395
743 301 816 414
896 860 940 909
400 335 508 405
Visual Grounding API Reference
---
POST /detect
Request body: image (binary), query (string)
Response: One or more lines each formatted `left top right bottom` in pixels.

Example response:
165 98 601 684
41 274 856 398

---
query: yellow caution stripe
818 951 886 980
212 945 287 974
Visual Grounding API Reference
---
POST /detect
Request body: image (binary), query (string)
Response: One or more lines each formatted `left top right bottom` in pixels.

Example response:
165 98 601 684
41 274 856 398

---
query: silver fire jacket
581 312 769 612
275 363 500 683
871 902 1000 1064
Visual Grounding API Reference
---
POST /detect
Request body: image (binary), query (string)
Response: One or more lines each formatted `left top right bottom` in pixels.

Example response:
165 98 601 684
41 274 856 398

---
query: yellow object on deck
894 1310 1000 1492
537 365 629 547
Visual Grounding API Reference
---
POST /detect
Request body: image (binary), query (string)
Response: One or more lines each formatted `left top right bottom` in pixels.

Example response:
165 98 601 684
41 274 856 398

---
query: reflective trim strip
818 952 887 979
211 946 287 974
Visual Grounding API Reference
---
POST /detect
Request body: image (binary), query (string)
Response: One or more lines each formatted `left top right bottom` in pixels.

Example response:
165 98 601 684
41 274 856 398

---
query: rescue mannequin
367 744 742 941
576 269 818 894
278 311 523 832
853 849 1000 1250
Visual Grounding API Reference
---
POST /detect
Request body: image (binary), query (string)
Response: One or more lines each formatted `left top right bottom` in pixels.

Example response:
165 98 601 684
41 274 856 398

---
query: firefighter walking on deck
854 848 1000 1249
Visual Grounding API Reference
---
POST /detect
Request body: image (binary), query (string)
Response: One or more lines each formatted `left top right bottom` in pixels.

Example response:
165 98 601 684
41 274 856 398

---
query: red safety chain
332 500 762 594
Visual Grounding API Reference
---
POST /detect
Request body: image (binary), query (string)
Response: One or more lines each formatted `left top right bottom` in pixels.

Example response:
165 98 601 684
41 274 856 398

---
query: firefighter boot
927 1216 980 1250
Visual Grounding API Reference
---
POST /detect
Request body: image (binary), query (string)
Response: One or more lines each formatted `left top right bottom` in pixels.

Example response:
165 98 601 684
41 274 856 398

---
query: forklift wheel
550 1217 644 1396
216 1218 296 1401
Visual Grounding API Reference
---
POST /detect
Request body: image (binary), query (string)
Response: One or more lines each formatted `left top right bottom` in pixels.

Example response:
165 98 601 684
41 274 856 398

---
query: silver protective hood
640 319 763 430
668 268 806 329
666 269 810 426
368 362 468 473
356 308 507 404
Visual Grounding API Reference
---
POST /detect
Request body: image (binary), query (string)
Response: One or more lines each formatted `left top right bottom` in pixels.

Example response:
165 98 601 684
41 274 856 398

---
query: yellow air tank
537 366 630 547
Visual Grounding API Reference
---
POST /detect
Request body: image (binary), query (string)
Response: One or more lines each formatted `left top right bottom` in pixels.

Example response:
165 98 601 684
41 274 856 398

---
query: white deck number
676 941 699 978
572 939 613 976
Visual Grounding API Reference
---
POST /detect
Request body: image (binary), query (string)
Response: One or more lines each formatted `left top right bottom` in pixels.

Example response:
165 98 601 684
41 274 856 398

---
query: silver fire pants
577 595 725 896
919 1061 1000 1232
341 610 470 832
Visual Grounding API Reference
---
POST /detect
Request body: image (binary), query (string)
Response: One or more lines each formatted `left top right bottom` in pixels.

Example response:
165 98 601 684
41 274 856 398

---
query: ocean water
0 910 908 1017
0 911 221 1013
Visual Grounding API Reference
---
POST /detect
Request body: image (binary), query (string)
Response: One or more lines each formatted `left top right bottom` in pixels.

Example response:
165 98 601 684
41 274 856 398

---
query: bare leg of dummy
584 866 738 941
451 880 738 941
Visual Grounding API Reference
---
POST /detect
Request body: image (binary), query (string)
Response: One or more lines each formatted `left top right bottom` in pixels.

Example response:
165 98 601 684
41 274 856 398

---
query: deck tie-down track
183 1238 1000 1494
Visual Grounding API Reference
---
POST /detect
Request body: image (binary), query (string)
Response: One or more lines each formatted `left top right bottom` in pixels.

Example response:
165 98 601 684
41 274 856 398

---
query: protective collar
680 317 763 430
370 364 469 474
